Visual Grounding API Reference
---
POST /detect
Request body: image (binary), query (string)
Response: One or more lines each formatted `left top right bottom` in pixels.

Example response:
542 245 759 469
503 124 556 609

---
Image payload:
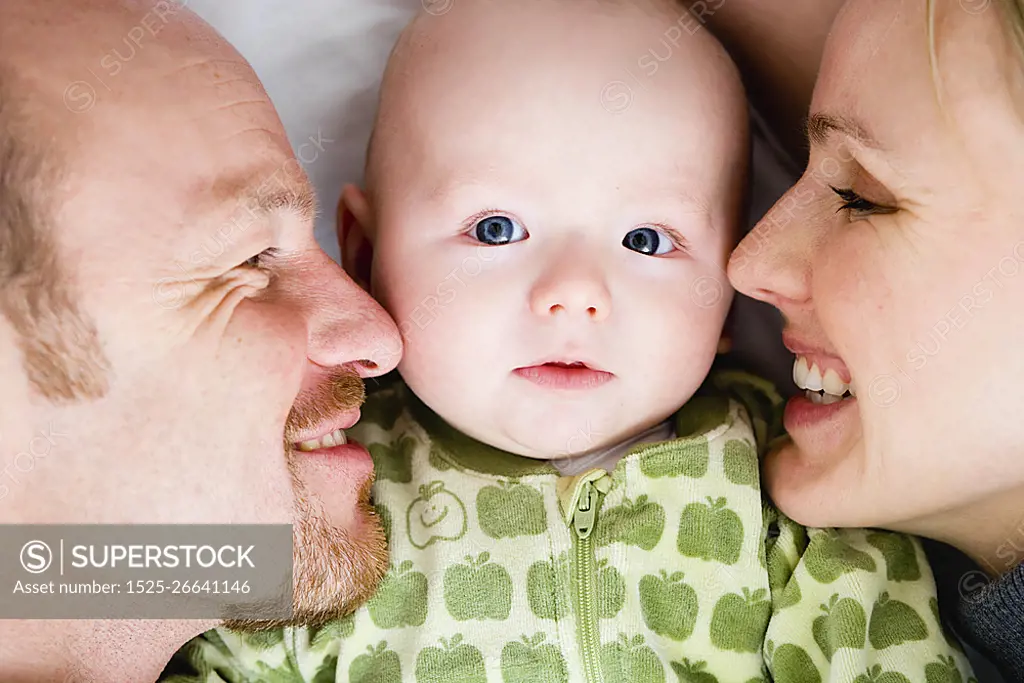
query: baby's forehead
380 0 739 122
371 0 746 206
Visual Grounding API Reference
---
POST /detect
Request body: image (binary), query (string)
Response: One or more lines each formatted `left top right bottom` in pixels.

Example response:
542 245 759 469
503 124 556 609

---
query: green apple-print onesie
164 371 974 683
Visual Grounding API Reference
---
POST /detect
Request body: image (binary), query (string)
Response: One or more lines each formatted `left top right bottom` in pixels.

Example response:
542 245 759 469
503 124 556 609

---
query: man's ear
338 184 375 293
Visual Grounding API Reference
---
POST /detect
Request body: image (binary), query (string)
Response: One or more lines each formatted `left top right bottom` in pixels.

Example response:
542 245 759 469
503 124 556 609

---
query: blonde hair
997 0 1024 61
926 0 1024 108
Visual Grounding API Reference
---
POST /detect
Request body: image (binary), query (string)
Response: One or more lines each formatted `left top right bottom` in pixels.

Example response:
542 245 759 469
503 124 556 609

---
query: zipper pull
558 468 612 539
574 481 597 539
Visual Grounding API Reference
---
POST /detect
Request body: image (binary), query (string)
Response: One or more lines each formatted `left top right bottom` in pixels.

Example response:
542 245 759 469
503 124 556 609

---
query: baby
167 0 973 681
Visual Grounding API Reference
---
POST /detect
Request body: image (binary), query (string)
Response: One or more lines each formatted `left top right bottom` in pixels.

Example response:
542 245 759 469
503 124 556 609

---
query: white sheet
188 0 422 262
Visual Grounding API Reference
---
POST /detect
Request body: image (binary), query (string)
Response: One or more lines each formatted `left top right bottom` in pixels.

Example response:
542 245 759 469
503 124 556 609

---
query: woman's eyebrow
806 112 882 150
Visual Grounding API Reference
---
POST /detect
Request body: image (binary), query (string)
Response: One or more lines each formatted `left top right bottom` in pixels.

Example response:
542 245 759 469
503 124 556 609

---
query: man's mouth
792 355 856 405
296 428 349 451
291 409 362 452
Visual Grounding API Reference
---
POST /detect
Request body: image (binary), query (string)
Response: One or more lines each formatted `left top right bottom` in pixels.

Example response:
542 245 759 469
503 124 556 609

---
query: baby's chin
488 411 660 461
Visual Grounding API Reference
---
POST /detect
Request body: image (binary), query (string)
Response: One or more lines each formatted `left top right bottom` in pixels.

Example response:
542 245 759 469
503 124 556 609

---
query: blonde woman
713 0 1024 679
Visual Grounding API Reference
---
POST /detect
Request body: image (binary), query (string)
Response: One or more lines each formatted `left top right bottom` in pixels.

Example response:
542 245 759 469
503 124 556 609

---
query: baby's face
366 0 747 459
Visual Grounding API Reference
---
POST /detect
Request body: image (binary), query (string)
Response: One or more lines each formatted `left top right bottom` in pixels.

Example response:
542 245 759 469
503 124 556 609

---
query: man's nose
303 249 401 378
529 249 611 322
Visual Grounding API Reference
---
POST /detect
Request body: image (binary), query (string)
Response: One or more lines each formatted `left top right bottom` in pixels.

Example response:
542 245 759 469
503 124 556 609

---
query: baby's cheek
628 290 722 401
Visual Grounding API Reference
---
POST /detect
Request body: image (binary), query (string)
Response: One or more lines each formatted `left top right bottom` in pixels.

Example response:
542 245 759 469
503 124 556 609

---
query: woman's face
729 0 1024 540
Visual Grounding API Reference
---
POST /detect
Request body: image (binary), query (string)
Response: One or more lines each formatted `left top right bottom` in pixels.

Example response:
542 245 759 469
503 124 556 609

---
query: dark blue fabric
958 560 1024 682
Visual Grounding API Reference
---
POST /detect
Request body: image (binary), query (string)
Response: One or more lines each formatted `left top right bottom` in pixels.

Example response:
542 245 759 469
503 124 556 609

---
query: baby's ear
717 305 735 355
338 184 375 293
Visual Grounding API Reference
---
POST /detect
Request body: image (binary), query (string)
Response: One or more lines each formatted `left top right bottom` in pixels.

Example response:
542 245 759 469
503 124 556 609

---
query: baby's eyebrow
426 175 484 204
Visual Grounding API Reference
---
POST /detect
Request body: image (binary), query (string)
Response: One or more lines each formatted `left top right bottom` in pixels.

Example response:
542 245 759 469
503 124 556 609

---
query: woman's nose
728 183 813 309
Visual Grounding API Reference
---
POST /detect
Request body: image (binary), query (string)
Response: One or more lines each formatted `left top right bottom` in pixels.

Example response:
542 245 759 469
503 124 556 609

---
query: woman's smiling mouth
784 353 859 435
792 356 857 404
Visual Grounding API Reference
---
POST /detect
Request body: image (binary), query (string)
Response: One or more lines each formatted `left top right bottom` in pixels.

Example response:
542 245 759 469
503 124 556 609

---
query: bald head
0 0 282 403
0 0 209 404
366 0 748 227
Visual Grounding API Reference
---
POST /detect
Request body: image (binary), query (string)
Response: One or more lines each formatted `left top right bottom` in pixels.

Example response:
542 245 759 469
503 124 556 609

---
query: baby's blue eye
623 227 675 256
472 215 528 245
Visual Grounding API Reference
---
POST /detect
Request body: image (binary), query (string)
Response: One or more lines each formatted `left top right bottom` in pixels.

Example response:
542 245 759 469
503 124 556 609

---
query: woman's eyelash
829 186 895 216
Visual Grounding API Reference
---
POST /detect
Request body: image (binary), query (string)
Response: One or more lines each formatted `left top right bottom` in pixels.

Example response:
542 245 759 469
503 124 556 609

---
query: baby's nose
530 274 611 322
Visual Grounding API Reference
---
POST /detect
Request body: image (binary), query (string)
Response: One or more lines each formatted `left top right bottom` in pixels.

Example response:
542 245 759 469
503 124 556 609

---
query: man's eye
830 186 896 218
470 214 528 245
622 226 676 256
243 248 280 269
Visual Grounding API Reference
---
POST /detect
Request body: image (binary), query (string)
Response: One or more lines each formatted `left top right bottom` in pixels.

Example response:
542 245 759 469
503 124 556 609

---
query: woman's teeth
297 428 348 451
792 356 856 402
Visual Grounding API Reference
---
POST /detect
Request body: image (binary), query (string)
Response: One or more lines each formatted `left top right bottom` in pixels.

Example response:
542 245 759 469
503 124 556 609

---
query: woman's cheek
818 225 896 334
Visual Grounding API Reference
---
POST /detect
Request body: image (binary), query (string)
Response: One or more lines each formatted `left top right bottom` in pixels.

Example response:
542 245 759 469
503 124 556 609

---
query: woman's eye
243 248 280 269
471 214 528 245
622 226 676 256
830 186 896 219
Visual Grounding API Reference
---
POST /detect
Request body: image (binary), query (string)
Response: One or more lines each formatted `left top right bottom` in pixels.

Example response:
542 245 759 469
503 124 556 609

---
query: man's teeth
297 429 348 452
793 356 856 399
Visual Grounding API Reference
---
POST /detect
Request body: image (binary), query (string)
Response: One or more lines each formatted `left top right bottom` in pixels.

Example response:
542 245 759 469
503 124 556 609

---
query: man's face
0 5 401 627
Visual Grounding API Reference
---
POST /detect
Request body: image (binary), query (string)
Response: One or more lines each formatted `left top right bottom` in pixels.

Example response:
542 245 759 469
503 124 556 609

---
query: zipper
571 478 604 683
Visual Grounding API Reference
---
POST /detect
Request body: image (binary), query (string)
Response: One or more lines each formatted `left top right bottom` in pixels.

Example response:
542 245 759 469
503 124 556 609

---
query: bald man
0 1 402 680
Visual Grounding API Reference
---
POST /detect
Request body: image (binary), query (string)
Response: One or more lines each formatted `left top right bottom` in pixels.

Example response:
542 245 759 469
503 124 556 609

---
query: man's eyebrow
204 171 318 226
239 181 317 225
806 112 882 149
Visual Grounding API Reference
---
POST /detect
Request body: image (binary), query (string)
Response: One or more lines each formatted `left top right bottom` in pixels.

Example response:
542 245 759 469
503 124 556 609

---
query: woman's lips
784 393 857 432
513 362 614 390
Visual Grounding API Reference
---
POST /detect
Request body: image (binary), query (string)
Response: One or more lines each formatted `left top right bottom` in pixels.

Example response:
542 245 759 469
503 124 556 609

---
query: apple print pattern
500 633 569 683
924 655 966 683
367 560 430 629
171 379 974 683
599 633 666 683
811 594 867 662
414 634 487 683
349 642 402 683
854 664 913 683
309 614 355 649
722 439 758 487
868 592 930 650
639 437 710 479
670 658 721 683
406 481 467 550
370 436 418 483
443 552 513 621
867 531 922 582
709 588 773 652
476 480 546 538
766 640 822 683
802 529 878 583
676 496 744 565
595 558 627 619
639 570 699 641
593 494 666 550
